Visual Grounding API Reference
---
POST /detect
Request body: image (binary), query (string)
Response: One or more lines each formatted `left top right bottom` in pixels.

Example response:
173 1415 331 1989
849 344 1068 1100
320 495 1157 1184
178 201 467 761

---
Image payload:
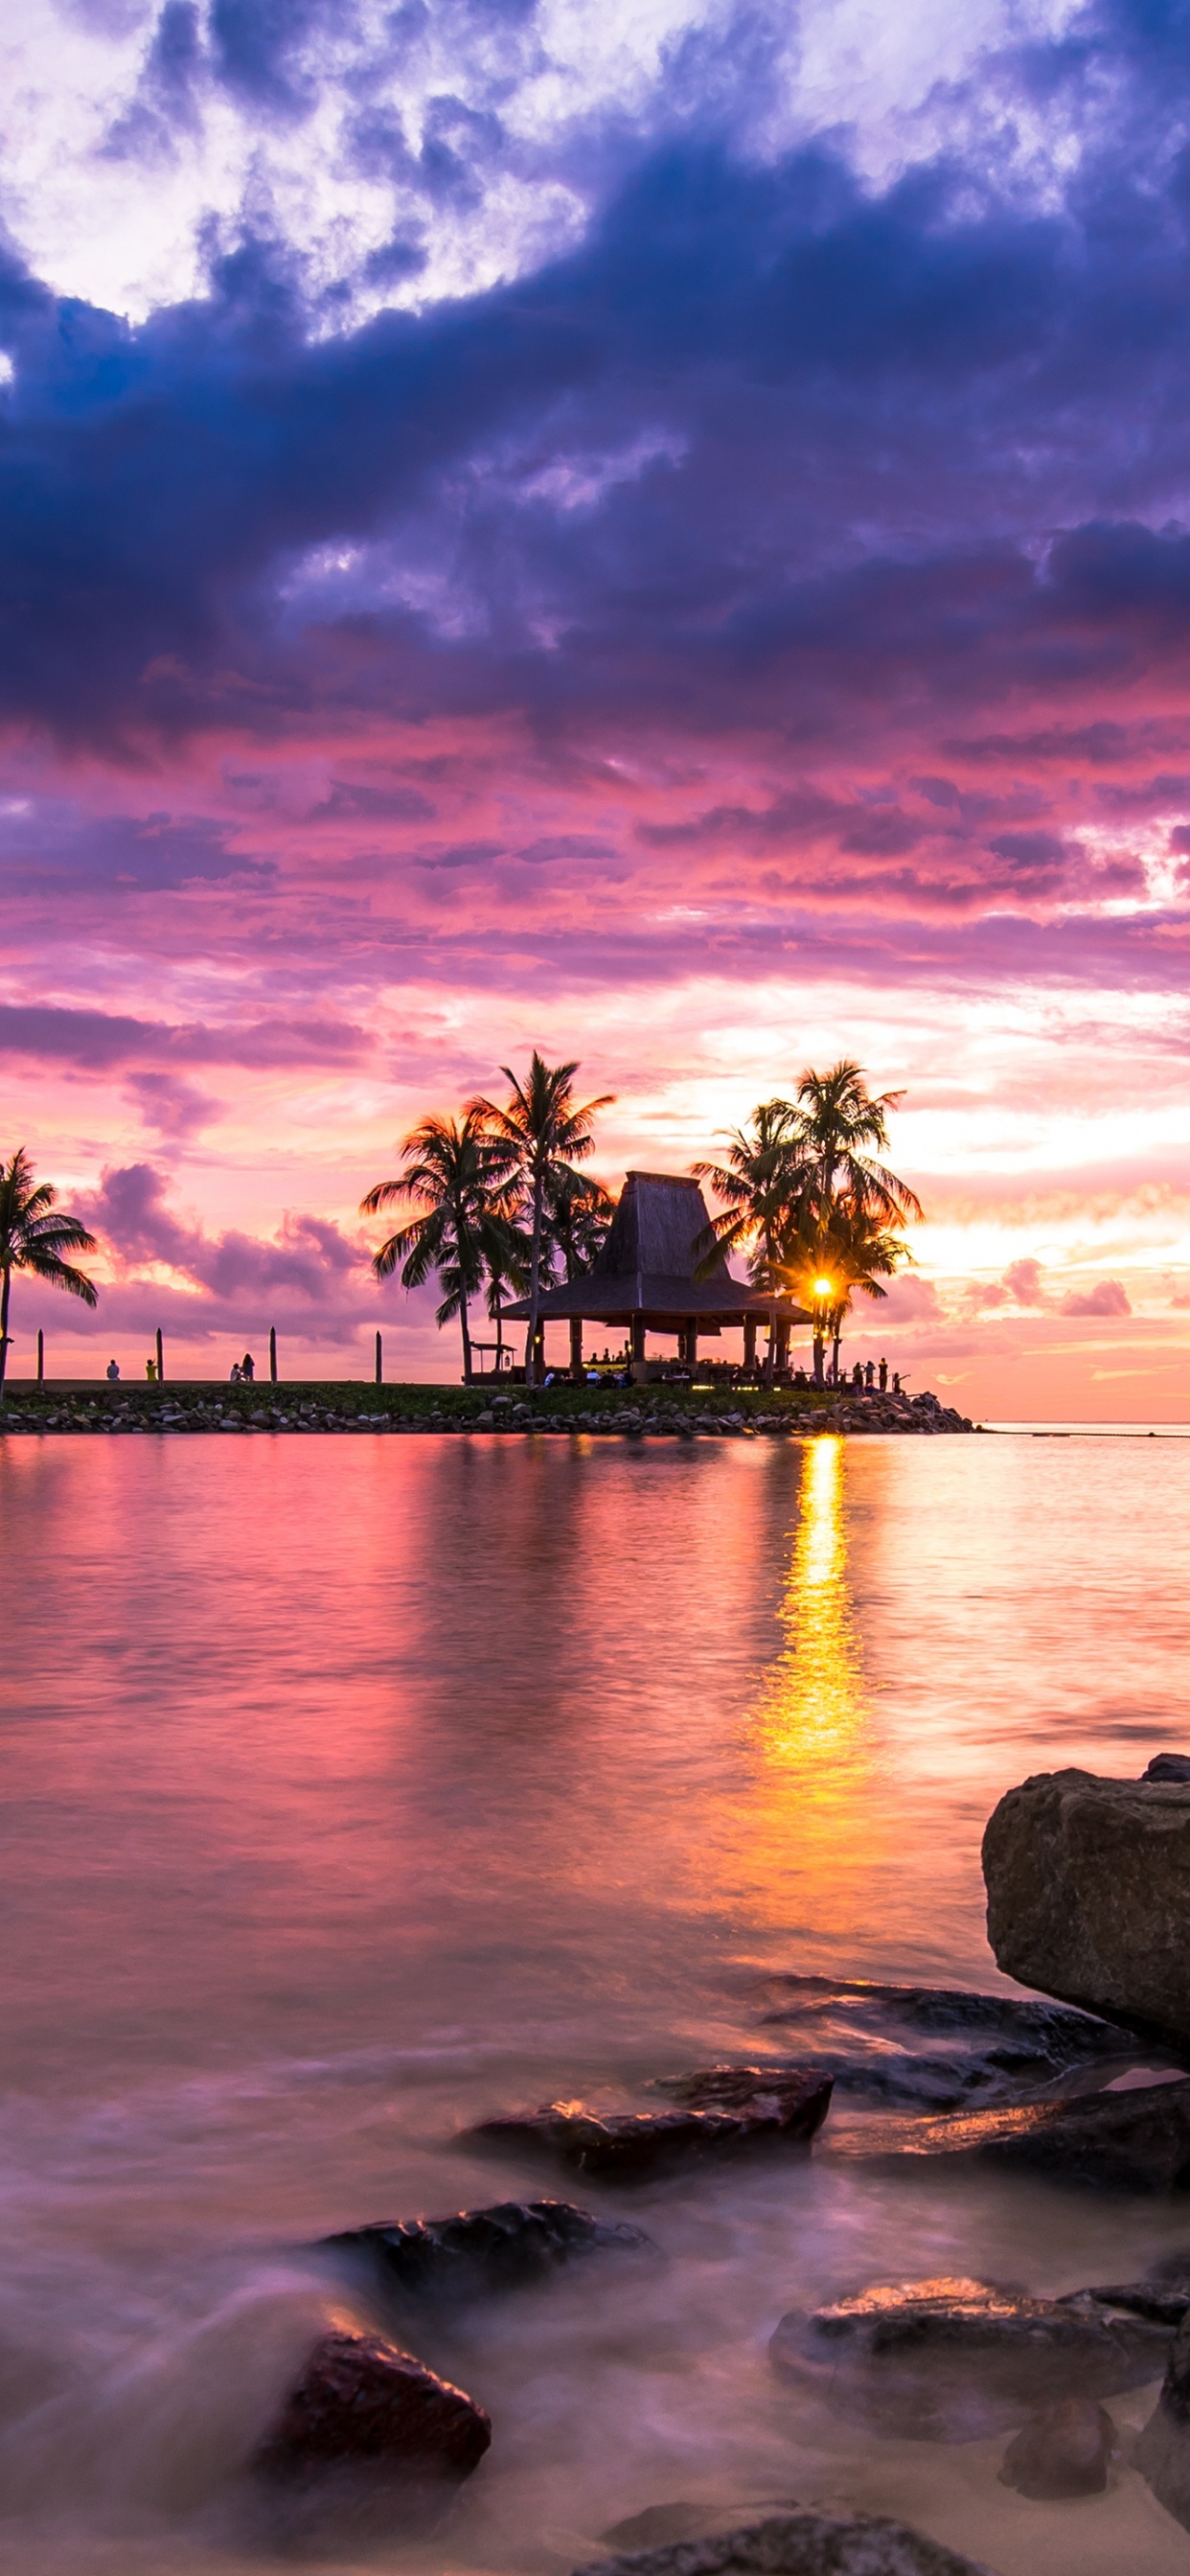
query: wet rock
998 2396 1114 2497
983 1767 1190 2054
1145 1753 1190 1782
848 2077 1190 2192
760 1977 1120 2110
252 2328 491 2513
464 2068 832 2181
1078 2251 1190 2328
601 2503 715 2549
768 2276 1171 2441
1136 2308 1190 2529
575 2509 993 2576
322 2198 649 2302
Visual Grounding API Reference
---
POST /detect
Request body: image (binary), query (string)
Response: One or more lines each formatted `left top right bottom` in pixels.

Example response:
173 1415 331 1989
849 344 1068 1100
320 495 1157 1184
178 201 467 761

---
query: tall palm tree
470 1054 613 1383
0 1147 98 1396
692 1100 810 1287
361 1111 519 1385
794 1062 924 1230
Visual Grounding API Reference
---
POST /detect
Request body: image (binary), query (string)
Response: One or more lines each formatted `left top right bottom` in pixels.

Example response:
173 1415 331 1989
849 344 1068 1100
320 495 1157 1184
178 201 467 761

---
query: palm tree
0 1147 99 1396
360 1111 519 1384
470 1054 613 1383
795 1204 913 1386
543 1167 615 1283
691 1100 810 1288
794 1062 924 1230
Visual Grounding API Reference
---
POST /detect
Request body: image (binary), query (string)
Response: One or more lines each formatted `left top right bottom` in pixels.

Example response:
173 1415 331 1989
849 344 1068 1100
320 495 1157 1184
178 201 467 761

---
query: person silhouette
146 1359 156 1382
864 1359 876 1389
229 1361 241 1382
240 1351 255 1382
106 1359 120 1383
879 1356 888 1392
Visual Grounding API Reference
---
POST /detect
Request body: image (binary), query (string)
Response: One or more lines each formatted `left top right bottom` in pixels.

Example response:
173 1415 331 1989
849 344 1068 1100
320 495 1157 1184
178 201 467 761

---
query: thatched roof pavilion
506 1172 809 1372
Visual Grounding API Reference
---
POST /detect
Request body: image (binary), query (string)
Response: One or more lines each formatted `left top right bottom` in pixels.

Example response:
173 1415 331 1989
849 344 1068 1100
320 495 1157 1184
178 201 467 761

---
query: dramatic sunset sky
4 0 1190 1413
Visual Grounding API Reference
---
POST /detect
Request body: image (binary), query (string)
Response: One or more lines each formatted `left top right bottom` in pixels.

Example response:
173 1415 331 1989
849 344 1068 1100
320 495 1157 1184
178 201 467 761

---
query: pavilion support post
569 1315 584 1382
765 1304 776 1388
630 1314 646 1365
687 1322 698 1374
775 1319 790 1376
534 1322 545 1382
743 1317 757 1371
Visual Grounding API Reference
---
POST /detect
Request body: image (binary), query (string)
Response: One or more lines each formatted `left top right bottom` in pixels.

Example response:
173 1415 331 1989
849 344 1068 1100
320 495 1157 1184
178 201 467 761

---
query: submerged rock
464 2069 833 2181
768 2276 1171 2441
322 2198 648 2302
252 2328 490 2517
1144 1754 1190 1782
982 1768 1190 2055
998 2396 1115 2498
1136 2312 1190 2529
575 2509 994 2576
759 1976 1122 2110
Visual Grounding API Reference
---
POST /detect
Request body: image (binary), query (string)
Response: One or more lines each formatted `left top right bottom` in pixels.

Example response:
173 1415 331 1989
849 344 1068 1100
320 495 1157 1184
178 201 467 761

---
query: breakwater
0 1382 978 1435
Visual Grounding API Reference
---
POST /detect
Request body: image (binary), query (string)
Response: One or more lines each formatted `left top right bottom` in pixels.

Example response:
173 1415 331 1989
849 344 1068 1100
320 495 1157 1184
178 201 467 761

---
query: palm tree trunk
0 1262 10 1395
459 1288 473 1384
525 1169 545 1385
494 1282 504 1373
812 1329 825 1387
832 1325 842 1386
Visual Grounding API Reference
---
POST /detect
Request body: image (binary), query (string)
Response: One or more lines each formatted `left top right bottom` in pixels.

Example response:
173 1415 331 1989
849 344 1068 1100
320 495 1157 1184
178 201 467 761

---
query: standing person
864 1359 876 1389
851 1360 862 1389
106 1358 120 1382
240 1351 255 1382
893 1370 903 1395
146 1358 156 1381
879 1355 888 1391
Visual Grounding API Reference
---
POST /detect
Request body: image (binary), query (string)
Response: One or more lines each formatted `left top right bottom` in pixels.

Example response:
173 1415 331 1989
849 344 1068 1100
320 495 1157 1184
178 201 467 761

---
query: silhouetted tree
0 1148 98 1397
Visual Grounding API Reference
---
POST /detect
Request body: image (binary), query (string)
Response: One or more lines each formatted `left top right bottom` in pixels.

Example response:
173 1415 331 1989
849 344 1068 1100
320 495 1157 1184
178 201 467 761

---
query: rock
851 2077 1190 2192
250 2330 490 2537
601 2503 713 2549
982 1767 1190 2055
574 2509 994 2576
1145 1754 1190 1782
998 2396 1114 2497
464 2068 833 2182
322 2198 649 2301
759 1977 1121 2110
1078 2252 1190 2327
1135 2310 1190 2529
768 2276 1171 2440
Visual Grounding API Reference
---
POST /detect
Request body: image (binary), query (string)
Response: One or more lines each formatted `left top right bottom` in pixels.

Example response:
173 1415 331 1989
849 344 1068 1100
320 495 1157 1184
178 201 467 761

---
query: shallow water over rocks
3 1428 1190 2574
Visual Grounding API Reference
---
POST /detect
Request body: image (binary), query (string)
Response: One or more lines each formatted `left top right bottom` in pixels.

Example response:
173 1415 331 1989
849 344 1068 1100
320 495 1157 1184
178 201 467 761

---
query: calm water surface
2 1431 1189 2575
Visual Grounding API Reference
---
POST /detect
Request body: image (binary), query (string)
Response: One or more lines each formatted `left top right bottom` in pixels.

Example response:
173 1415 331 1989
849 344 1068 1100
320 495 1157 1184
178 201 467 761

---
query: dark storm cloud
5 1 1190 770
77 1162 367 1337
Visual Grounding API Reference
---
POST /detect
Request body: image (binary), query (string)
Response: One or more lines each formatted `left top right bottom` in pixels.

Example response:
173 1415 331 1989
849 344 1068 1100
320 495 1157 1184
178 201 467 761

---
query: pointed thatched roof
505 1171 809 1328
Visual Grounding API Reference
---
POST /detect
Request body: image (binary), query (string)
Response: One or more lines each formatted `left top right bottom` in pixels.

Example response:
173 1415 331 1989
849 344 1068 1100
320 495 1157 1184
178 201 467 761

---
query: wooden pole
269 1324 278 1382
569 1314 584 1382
36 1327 43 1383
156 1325 164 1384
375 1328 382 1386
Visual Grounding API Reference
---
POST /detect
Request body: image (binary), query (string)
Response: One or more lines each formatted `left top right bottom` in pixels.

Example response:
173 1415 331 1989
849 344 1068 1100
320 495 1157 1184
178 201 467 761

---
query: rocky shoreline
0 1382 979 1437
226 1749 1190 2569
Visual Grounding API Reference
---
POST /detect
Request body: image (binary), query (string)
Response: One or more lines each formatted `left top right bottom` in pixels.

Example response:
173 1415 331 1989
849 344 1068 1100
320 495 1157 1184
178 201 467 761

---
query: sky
4 0 1190 1414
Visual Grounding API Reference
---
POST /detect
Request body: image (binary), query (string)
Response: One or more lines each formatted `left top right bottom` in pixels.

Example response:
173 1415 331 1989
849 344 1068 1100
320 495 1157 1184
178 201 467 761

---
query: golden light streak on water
756 1436 869 1766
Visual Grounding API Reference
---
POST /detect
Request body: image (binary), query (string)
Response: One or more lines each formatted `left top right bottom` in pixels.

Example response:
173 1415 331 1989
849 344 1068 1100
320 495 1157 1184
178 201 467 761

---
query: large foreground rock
323 2198 647 2301
982 1768 1190 2054
769 2276 1171 2439
465 2068 832 2182
252 2328 490 2521
576 2510 993 2576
